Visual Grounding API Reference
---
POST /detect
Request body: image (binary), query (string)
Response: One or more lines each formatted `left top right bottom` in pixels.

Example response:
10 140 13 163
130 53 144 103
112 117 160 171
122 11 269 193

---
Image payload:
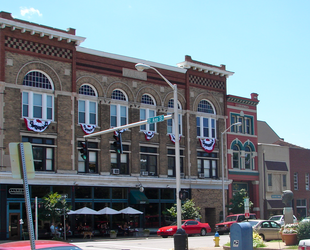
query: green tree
166 199 201 220
227 189 253 214
39 192 71 224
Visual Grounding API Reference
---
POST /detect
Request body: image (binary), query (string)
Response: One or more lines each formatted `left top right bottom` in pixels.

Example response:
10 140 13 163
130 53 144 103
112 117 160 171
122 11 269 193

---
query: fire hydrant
213 231 220 247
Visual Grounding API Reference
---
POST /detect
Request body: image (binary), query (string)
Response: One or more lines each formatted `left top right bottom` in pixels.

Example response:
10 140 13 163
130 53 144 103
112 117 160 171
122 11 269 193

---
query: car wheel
162 236 168 238
259 234 265 241
218 232 224 235
200 228 207 236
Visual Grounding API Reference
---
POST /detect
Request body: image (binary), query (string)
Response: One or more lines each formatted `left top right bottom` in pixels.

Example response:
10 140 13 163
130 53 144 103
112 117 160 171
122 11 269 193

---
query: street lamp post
221 122 241 221
135 63 182 229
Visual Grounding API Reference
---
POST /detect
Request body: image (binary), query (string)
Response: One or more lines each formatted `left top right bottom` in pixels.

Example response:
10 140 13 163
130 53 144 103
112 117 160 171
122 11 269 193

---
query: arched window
233 144 240 169
167 99 182 135
78 84 97 125
140 94 156 131
245 145 252 169
196 100 216 138
22 70 54 120
110 89 128 127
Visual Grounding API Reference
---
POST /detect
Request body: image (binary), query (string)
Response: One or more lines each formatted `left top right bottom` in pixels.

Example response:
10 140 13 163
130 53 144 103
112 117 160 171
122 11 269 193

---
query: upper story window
231 114 254 135
22 71 54 121
167 99 182 135
282 174 287 189
78 84 97 125
232 144 240 169
78 141 98 173
294 172 298 190
140 146 158 176
196 100 216 139
197 151 218 179
110 89 128 127
140 94 156 132
244 145 252 169
167 148 184 177
306 173 309 191
22 136 55 171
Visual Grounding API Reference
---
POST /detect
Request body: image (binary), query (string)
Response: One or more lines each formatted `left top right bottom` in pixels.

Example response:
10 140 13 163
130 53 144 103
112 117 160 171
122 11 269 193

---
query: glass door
9 213 20 240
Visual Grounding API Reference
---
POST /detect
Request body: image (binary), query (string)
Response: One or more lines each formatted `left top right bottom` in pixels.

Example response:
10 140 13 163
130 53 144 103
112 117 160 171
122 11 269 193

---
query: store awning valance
130 190 149 205
265 161 288 171
267 200 285 209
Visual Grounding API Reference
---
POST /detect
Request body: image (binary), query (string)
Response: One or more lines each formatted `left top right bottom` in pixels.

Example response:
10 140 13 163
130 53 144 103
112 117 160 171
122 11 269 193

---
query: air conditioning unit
112 169 120 175
141 171 148 176
180 173 185 179
198 173 204 179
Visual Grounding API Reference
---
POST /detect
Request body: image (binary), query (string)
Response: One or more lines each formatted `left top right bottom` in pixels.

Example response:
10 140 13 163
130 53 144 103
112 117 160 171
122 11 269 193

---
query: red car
0 240 82 250
215 213 257 234
157 219 211 238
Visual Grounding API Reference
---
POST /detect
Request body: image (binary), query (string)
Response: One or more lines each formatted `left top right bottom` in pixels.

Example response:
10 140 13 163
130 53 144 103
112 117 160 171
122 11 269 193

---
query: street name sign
147 115 164 124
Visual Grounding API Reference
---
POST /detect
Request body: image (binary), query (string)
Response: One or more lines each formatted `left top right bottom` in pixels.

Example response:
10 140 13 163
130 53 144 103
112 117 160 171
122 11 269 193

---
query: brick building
226 94 260 218
0 11 254 240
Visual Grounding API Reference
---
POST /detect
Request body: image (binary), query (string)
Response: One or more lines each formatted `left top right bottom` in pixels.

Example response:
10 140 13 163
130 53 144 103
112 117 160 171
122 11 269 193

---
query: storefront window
94 187 110 199
75 187 92 199
112 188 127 199
31 185 50 198
161 189 174 200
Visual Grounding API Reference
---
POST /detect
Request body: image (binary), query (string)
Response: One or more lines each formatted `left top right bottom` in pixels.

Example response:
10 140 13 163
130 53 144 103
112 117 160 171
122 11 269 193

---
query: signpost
9 142 35 250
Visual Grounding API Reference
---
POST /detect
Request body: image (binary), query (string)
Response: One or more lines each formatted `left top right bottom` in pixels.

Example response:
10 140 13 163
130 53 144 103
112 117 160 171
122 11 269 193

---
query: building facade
0 12 241 240
226 94 260 218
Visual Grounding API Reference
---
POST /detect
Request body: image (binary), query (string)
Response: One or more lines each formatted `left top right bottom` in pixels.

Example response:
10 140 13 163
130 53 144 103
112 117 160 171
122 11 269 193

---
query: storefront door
9 213 20 240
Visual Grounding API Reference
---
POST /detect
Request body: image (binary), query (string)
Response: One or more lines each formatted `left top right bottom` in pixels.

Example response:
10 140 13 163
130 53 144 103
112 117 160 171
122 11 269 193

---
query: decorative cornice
227 96 259 106
0 17 86 46
177 61 234 78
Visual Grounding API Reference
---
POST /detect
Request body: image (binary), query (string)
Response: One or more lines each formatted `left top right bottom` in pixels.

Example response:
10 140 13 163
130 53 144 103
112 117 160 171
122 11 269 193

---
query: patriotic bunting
199 138 216 152
114 129 127 136
169 134 181 144
24 118 51 133
81 124 96 135
144 131 155 141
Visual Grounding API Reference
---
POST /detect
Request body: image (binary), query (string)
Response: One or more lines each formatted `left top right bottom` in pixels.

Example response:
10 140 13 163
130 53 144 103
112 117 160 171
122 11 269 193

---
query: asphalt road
71 234 230 250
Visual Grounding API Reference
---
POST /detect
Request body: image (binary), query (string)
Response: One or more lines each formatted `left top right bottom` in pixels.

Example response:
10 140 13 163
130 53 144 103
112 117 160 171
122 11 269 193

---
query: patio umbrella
119 207 143 214
97 207 120 215
68 207 100 215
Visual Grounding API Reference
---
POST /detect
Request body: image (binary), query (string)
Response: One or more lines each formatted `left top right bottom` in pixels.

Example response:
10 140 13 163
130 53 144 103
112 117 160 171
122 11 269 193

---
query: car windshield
41 247 81 250
225 216 237 222
170 221 186 226
269 216 281 221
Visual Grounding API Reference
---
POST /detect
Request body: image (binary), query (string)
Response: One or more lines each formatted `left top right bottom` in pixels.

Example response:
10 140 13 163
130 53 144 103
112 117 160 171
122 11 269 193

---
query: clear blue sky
2 1 310 148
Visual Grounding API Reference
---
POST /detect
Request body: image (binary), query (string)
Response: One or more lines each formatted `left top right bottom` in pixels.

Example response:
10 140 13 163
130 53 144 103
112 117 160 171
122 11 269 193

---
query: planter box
283 233 298 246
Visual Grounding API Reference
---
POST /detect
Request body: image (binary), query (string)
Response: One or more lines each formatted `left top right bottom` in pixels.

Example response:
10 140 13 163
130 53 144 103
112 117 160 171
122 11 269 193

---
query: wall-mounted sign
9 188 24 195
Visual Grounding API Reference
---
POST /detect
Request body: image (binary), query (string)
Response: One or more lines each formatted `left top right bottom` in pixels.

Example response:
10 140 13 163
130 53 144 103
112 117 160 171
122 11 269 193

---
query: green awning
129 190 149 204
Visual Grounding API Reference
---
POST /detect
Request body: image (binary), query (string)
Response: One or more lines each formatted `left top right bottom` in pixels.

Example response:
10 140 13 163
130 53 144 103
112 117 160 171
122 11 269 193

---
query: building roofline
0 12 86 45
76 46 187 73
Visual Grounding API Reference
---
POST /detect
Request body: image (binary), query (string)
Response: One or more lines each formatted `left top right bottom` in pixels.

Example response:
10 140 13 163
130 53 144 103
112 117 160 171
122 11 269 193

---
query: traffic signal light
113 132 123 154
179 190 189 201
79 141 87 161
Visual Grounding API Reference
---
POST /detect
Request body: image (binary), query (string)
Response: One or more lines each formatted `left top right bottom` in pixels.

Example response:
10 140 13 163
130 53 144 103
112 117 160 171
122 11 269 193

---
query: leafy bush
253 231 266 248
297 221 310 241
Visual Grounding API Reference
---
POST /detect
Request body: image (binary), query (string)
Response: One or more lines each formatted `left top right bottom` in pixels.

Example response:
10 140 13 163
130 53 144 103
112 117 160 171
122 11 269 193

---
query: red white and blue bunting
81 124 96 135
114 129 127 136
199 138 216 153
169 134 181 144
144 131 155 141
24 118 51 133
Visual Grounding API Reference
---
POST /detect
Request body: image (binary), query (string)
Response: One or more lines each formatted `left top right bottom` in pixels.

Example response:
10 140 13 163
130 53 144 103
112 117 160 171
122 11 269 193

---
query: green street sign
147 115 164 124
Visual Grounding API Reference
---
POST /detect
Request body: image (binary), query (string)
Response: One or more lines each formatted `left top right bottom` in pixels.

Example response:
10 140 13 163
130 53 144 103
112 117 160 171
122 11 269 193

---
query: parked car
301 217 310 223
157 219 211 238
299 239 310 250
269 214 298 225
0 240 82 250
242 219 282 241
215 213 257 234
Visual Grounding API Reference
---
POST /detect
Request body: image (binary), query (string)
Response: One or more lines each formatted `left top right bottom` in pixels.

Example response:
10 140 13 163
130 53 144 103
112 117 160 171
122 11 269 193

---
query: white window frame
78 99 97 125
140 94 157 132
22 91 54 121
110 89 128 128
294 172 298 190
167 99 182 135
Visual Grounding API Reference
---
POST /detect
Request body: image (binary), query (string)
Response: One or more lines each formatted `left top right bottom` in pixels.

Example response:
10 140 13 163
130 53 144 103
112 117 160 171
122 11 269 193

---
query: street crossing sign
147 115 164 124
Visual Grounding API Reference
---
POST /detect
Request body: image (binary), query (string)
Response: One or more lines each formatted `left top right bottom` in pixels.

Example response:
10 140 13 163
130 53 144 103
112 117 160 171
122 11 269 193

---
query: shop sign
9 188 24 195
